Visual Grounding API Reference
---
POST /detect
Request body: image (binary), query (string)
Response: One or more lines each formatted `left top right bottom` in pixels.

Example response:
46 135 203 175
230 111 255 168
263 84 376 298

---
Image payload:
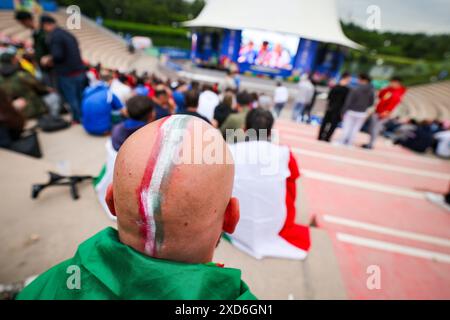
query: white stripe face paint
140 115 192 255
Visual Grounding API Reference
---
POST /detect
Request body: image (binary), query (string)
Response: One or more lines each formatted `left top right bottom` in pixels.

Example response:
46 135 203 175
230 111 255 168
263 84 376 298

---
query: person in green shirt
17 115 256 300
220 91 252 141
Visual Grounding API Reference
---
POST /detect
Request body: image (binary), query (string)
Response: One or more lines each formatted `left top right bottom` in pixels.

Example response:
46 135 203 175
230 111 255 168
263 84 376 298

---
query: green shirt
16 228 256 300
220 107 250 140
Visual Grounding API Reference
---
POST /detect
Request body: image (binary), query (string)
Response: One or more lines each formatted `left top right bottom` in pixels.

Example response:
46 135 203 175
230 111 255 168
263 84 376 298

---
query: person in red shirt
363 77 406 149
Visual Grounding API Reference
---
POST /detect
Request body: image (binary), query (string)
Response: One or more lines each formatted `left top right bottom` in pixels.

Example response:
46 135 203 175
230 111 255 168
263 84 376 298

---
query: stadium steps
394 81 450 121
0 9 159 75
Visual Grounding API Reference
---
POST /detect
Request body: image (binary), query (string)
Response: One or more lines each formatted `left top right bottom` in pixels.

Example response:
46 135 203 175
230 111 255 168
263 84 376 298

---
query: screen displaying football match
238 29 300 70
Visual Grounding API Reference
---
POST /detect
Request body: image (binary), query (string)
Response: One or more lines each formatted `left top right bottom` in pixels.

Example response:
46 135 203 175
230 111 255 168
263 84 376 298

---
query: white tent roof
184 0 361 49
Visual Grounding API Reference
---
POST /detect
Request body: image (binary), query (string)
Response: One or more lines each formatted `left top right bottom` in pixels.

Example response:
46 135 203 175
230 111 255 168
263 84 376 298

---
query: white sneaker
425 192 450 212
332 141 343 147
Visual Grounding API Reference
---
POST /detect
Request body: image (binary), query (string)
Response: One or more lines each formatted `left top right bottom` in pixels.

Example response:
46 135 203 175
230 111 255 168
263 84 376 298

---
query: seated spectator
111 95 155 151
213 91 235 128
433 128 450 159
134 77 150 97
110 72 132 105
81 70 123 136
250 92 259 109
258 92 273 111
225 108 311 260
395 120 434 153
197 84 220 122
152 87 173 120
178 90 210 123
220 91 252 139
0 52 56 118
17 116 255 300
0 88 26 148
172 81 188 113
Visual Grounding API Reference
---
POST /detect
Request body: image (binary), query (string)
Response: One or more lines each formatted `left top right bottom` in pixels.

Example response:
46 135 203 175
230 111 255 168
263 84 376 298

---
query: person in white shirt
292 74 315 123
219 70 237 92
434 130 450 158
110 74 133 105
197 84 220 122
273 81 289 118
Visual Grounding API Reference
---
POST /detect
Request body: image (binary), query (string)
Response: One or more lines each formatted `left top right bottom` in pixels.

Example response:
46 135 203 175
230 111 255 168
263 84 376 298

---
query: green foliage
342 22 450 61
56 0 205 25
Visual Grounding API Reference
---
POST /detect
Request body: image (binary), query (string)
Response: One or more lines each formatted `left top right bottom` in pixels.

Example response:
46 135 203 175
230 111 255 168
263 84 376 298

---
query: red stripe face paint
137 115 192 256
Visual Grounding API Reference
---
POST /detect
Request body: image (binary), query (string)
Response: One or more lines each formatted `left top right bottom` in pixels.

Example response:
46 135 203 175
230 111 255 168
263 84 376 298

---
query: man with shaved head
18 115 255 300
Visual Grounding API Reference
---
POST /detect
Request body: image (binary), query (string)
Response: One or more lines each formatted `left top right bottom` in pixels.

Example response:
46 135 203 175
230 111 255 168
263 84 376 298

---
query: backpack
37 115 70 132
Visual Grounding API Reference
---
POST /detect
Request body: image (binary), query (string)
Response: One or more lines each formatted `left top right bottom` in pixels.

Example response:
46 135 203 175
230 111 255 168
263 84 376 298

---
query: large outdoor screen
238 29 300 70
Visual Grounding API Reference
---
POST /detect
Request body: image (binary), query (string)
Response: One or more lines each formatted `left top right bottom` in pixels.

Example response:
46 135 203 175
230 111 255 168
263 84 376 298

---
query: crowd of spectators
1 10 448 161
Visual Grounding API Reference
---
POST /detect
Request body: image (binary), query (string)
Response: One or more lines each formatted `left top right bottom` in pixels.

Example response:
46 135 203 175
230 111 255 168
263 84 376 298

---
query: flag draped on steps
226 141 311 260
16 228 256 300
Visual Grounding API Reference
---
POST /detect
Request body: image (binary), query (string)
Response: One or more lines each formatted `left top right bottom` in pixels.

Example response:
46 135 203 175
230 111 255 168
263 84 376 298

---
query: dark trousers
274 103 285 118
58 73 86 122
302 104 313 123
318 110 340 141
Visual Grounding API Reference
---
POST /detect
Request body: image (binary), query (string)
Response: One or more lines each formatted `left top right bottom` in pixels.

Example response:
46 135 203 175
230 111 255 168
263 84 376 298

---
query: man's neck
186 107 197 112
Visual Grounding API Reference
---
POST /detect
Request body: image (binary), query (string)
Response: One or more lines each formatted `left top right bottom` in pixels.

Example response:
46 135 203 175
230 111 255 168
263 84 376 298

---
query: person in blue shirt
81 71 124 136
111 95 155 151
171 81 188 113
152 88 174 120
134 77 150 97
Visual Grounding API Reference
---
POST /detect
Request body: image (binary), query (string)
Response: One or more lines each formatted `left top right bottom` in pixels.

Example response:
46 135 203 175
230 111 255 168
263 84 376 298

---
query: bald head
106 115 239 264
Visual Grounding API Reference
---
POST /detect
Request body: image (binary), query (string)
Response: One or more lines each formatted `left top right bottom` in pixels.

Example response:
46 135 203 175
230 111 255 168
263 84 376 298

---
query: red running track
276 119 450 299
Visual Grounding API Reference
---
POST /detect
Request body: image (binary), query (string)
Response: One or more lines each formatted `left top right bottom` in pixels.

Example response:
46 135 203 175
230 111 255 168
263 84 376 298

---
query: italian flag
93 140 117 221
225 141 311 260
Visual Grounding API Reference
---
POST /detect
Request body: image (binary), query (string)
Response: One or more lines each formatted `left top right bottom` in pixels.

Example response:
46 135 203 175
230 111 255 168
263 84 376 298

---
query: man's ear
105 184 117 217
223 197 240 234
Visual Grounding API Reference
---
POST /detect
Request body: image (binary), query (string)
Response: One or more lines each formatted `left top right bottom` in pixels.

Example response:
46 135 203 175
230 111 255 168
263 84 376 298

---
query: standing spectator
301 77 318 124
337 74 375 146
363 77 407 149
197 84 220 122
14 10 54 87
292 74 315 123
40 15 86 123
318 72 351 142
273 81 289 118
81 71 123 136
111 95 155 151
179 90 210 123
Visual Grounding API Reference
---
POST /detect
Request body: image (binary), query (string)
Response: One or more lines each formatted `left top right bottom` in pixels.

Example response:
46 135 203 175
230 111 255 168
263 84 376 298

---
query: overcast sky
337 0 450 34
193 0 450 34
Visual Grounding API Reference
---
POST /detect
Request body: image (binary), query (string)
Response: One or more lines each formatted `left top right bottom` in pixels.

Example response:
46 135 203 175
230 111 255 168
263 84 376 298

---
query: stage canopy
184 0 362 49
